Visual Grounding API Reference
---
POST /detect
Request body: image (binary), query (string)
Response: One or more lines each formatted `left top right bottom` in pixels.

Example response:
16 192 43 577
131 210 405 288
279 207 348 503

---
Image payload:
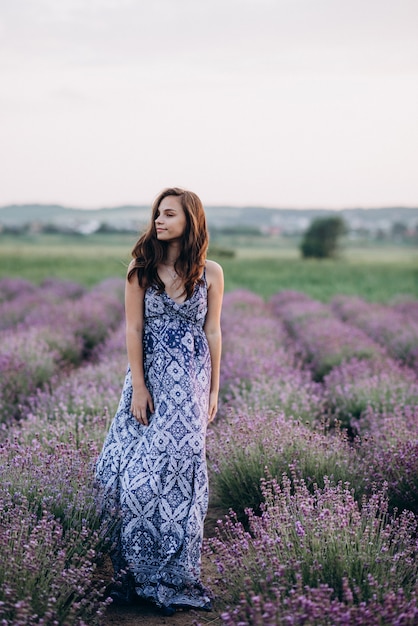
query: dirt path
103 594 222 626
101 508 224 626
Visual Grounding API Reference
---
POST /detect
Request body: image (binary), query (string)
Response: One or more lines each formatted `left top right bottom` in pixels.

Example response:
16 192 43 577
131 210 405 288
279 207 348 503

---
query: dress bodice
144 279 208 328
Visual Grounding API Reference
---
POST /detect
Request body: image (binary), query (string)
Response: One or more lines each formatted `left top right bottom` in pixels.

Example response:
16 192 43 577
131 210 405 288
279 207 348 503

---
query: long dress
95 276 212 610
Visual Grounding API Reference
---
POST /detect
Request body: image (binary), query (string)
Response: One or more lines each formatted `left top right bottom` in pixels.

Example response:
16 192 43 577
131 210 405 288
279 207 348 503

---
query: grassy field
1 232 417 301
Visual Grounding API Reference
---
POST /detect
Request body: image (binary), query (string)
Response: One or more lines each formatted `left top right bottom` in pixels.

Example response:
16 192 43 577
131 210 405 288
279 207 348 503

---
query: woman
96 187 224 615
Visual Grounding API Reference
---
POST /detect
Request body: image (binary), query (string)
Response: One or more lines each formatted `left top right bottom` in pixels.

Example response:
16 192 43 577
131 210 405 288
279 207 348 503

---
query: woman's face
155 195 187 242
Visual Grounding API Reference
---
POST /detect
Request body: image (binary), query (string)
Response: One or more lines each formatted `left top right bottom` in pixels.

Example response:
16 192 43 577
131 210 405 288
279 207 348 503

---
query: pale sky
0 0 417 209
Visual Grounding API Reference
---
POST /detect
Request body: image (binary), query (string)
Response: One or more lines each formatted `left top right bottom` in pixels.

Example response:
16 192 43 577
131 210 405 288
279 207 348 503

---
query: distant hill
0 204 150 225
0 203 417 234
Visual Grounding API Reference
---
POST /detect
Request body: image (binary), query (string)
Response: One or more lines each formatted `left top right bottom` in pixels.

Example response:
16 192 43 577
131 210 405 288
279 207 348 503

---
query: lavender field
1 278 418 625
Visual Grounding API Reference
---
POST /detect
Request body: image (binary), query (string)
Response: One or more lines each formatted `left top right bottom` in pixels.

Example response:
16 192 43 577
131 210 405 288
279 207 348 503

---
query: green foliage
212 425 365 524
283 481 416 602
300 216 346 259
209 478 418 607
221 256 418 301
0 232 133 286
0 232 417 301
207 244 235 258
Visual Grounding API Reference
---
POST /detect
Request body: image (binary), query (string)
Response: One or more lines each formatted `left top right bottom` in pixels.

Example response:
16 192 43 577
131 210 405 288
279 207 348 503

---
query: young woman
96 187 224 615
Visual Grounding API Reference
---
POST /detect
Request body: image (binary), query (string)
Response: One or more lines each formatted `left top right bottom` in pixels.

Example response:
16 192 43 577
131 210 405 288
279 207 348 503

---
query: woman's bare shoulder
126 260 144 293
205 259 224 287
127 258 139 280
206 259 223 274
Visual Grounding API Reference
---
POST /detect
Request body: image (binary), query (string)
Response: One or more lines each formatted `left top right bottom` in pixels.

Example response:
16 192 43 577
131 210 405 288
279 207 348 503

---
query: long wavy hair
128 187 209 300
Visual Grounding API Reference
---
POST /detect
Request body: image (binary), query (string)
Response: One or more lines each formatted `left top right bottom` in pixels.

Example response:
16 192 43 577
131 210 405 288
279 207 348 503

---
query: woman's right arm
125 264 154 426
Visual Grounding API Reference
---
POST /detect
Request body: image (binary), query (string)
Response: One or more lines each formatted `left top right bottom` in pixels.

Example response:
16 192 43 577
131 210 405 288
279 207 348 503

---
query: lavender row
0 280 128 624
269 291 418 432
205 477 418 626
203 290 418 624
209 291 348 521
0 435 113 624
332 294 418 373
0 327 128 623
1 279 418 624
0 278 125 424
212 290 418 511
269 290 386 380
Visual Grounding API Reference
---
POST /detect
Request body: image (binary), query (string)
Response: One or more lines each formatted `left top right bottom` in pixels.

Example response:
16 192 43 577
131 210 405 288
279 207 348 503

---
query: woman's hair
128 187 209 299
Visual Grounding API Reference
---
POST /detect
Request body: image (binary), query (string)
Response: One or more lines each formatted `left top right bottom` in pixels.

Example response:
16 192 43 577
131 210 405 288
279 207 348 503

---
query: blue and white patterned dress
95 276 211 610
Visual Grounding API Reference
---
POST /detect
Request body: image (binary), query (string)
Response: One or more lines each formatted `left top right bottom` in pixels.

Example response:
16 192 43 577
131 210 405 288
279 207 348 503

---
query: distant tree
43 222 62 234
96 222 116 233
391 222 407 241
300 216 346 259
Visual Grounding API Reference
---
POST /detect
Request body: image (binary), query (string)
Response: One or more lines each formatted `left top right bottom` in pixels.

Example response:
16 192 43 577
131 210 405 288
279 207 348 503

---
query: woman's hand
131 385 154 426
208 390 218 423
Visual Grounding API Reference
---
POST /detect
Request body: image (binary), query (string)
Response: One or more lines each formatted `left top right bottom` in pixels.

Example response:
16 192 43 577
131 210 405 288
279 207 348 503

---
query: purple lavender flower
323 357 418 430
271 293 384 379
332 295 418 373
205 477 418 622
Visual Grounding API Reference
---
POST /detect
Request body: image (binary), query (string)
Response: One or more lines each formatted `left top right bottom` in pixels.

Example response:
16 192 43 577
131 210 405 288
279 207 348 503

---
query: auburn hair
127 187 209 300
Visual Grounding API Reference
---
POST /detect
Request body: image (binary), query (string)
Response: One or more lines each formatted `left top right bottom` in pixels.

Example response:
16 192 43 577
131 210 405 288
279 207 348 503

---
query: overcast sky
0 0 417 209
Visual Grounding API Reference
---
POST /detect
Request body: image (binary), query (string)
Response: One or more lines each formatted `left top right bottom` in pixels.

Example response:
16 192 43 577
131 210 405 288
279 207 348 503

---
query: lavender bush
0 329 59 422
0 437 103 532
0 494 110 625
220 290 320 418
375 439 418 515
0 276 37 302
23 287 124 358
206 477 418 620
208 411 364 521
69 288 124 356
332 294 418 372
0 278 127 623
0 279 125 425
361 404 418 446
220 291 296 392
0 278 85 331
391 297 418 321
0 432 115 625
206 289 418 624
22 360 125 450
359 436 418 515
1 281 417 625
211 292 364 521
39 277 87 299
323 357 418 430
217 585 418 626
270 292 384 379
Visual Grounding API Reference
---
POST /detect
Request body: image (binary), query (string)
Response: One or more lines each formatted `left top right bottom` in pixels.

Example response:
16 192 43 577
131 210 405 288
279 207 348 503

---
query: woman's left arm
204 260 224 422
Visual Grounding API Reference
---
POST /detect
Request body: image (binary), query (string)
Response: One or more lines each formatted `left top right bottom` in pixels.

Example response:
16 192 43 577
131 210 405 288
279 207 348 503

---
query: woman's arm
204 260 224 422
125 262 154 426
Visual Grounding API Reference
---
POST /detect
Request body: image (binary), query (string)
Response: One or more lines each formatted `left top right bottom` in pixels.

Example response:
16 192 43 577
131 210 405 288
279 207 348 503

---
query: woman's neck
163 242 181 267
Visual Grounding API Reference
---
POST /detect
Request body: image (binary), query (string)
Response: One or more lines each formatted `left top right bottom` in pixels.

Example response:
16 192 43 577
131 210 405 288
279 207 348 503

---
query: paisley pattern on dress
95 276 211 610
